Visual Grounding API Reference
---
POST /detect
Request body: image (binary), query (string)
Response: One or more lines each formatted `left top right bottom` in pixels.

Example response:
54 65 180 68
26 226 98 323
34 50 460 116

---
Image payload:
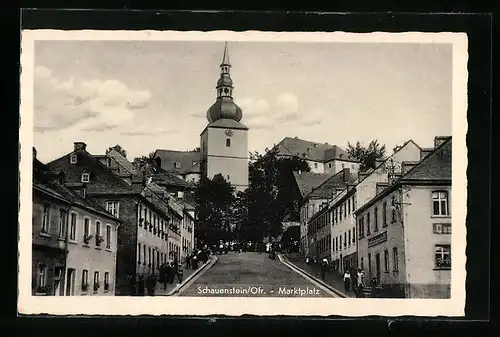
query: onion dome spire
206 42 243 123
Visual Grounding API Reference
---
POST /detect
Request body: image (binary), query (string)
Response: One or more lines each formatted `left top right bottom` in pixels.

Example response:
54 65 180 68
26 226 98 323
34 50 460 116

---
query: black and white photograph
19 30 468 316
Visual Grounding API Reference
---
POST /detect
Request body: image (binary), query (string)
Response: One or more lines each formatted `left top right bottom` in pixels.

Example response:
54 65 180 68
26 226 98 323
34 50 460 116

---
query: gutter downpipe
63 202 71 296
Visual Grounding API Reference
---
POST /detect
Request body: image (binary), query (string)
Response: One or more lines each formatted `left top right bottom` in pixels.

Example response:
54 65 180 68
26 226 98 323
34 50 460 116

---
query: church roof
153 150 201 175
206 118 248 130
207 97 243 123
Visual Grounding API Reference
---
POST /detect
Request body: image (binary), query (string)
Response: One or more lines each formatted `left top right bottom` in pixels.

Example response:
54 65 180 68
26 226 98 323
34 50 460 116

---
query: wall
93 195 138 295
32 189 68 296
306 160 324 173
403 185 452 298
330 191 357 275
304 198 328 258
357 190 407 298
203 127 249 190
325 160 360 175
356 142 421 210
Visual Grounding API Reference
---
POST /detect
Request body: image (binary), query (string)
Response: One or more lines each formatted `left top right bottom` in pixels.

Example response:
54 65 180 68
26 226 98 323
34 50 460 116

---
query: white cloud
34 65 152 132
275 93 299 117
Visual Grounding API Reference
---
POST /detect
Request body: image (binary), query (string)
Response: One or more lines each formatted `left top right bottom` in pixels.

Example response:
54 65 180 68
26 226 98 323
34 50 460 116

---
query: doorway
53 266 64 296
65 268 75 296
375 253 381 283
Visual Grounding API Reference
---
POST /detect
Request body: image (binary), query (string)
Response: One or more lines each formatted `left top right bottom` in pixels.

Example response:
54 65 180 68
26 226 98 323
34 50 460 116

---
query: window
433 223 452 234
106 201 120 218
82 269 89 292
106 225 111 248
143 245 146 265
314 163 318 169
360 257 364 270
392 247 399 272
339 236 342 250
384 249 389 272
391 208 397 223
382 201 387 227
226 138 231 147
366 213 371 235
58 209 67 239
344 203 347 217
138 243 141 264
352 227 356 243
104 272 110 291
344 233 347 247
83 218 90 242
95 221 101 246
368 253 372 275
374 207 378 231
358 217 364 238
335 237 338 251
432 191 449 216
42 203 50 233
70 153 77 164
339 205 343 221
148 247 152 266
81 173 90 183
328 163 332 168
93 271 100 292
435 244 451 269
227 175 230 180
352 196 356 211
69 213 77 241
348 199 351 214
37 263 47 290
348 230 351 246
174 161 181 169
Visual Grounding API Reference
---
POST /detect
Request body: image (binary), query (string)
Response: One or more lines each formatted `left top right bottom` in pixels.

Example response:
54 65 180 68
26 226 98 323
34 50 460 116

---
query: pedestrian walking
350 267 358 296
146 273 157 296
343 270 351 292
168 262 176 284
320 258 328 280
357 269 365 287
159 263 167 290
177 262 184 284
137 274 145 296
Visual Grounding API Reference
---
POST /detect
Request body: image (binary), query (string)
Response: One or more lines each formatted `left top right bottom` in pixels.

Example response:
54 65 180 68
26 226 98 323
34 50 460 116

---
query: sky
32 40 453 163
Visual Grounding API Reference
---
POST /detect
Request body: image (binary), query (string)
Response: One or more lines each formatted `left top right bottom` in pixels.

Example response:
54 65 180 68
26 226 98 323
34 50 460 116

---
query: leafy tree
243 148 310 243
132 152 156 172
347 139 386 171
194 174 235 246
106 144 127 158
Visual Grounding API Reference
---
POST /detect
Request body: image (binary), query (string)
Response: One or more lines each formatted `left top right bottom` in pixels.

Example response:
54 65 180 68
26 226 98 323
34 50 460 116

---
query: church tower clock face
225 129 234 137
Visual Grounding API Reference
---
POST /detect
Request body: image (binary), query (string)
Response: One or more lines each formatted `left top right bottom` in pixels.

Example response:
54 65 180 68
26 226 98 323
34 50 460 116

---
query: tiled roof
274 137 353 163
306 169 357 199
47 150 137 195
149 167 195 189
292 171 333 198
153 150 201 175
207 118 248 130
401 138 452 182
105 149 140 175
33 158 120 221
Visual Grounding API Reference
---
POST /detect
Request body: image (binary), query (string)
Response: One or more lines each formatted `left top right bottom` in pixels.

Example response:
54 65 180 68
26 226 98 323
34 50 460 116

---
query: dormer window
70 153 77 164
192 161 198 167
81 173 90 183
174 161 181 169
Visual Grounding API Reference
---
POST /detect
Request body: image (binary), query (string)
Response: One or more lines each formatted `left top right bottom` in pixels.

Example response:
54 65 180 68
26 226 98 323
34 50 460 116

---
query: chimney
32 147 37 160
74 142 87 152
434 136 450 149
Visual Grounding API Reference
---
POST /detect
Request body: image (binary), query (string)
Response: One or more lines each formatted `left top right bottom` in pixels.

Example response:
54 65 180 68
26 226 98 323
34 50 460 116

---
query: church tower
200 42 249 192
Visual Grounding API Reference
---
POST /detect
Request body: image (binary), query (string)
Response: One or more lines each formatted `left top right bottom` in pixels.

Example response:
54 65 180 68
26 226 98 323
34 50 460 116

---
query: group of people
343 267 366 298
186 248 210 270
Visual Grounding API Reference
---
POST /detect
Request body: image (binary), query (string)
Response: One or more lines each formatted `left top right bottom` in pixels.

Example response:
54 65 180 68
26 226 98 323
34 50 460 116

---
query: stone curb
166 256 219 296
279 254 348 298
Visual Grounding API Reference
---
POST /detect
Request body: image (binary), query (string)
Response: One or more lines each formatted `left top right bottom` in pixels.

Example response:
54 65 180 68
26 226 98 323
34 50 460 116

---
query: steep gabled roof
47 150 137 195
149 167 195 189
292 171 333 198
306 169 357 199
153 150 201 175
324 145 358 163
105 149 140 175
401 137 452 182
276 137 334 162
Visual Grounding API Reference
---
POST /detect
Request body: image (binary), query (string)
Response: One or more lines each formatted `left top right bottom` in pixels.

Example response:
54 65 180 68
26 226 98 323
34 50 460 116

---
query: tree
281 225 300 251
243 148 310 243
194 174 235 246
132 151 156 172
106 144 127 158
347 139 386 171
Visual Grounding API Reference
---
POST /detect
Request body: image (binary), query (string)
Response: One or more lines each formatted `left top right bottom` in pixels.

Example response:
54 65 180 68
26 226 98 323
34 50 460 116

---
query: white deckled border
19 30 468 317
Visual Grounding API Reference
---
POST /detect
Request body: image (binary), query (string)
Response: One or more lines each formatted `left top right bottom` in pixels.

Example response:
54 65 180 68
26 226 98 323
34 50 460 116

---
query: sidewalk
283 253 355 298
154 258 214 296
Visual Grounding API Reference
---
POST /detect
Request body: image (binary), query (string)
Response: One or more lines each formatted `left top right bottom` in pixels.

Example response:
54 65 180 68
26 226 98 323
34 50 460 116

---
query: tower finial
221 41 230 66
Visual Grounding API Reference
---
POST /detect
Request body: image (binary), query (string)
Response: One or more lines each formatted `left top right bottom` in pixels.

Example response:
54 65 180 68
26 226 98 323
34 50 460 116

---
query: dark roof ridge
399 137 451 182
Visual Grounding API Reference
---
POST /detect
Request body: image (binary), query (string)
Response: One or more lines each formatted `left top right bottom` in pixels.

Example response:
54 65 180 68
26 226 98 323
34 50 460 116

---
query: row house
180 201 196 261
274 137 360 175
308 139 427 274
47 142 177 295
32 148 120 296
306 169 357 263
355 137 452 298
294 172 335 256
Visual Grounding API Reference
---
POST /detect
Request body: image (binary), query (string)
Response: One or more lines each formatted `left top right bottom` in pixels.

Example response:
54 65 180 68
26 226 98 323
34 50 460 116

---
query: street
178 251 339 297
